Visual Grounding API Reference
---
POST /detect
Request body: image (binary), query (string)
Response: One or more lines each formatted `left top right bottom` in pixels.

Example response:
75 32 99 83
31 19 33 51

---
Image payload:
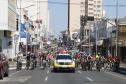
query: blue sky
49 0 126 37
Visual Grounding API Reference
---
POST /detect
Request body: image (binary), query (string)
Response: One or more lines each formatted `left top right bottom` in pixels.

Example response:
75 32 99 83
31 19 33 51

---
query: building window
80 2 84 5
98 1 101 3
89 12 93 15
88 4 93 6
89 8 93 10
97 5 101 7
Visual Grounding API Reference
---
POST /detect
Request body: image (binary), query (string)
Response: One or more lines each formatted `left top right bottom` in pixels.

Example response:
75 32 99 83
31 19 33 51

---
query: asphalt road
0 67 126 84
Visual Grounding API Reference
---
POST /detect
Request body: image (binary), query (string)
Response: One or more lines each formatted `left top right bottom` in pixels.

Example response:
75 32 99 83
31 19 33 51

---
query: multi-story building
69 0 103 40
80 0 103 20
69 0 81 39
0 0 17 58
17 0 50 51
80 0 103 39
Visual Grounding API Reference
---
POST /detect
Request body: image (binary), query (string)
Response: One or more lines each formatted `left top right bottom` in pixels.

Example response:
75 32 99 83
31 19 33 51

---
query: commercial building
0 0 17 58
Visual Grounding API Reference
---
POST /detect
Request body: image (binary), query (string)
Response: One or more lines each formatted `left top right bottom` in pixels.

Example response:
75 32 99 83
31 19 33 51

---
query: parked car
0 53 9 79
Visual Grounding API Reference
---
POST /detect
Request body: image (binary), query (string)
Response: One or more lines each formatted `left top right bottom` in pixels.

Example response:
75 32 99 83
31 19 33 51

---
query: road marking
45 76 48 82
10 71 20 77
0 76 31 83
104 71 126 80
78 70 82 74
9 66 26 70
47 70 50 74
86 77 94 82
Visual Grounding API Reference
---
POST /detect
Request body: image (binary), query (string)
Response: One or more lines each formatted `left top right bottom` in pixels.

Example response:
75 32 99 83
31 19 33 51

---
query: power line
16 0 126 7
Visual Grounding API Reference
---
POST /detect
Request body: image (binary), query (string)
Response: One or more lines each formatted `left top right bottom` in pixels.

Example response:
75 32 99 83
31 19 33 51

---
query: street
0 0 126 84
0 67 126 84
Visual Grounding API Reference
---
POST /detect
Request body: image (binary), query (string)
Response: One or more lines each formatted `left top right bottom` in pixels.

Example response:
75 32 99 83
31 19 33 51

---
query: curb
119 67 126 75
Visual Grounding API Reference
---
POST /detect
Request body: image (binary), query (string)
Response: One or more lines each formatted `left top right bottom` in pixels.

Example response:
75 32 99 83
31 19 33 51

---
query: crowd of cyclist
16 49 120 72
16 51 55 71
74 52 120 72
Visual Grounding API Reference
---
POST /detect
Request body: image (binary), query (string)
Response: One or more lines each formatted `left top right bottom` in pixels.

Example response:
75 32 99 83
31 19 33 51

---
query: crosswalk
0 76 32 83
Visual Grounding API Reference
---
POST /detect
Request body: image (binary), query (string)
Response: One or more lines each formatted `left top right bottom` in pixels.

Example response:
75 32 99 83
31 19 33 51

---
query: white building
0 0 17 58
80 0 103 40
17 0 50 50
69 0 103 39
69 0 81 39
80 0 103 20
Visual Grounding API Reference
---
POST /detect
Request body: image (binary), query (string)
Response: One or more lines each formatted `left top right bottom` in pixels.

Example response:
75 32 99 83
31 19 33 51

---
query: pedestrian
16 52 23 71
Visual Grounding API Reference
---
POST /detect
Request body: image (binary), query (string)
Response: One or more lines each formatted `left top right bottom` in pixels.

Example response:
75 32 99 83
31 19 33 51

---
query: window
89 8 93 10
80 2 84 5
97 5 101 7
56 55 72 60
89 12 93 15
88 4 93 6
98 1 101 3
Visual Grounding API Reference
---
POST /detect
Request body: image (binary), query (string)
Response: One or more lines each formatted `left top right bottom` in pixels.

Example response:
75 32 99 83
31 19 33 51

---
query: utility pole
80 0 88 51
115 0 119 57
67 0 71 48
19 0 22 52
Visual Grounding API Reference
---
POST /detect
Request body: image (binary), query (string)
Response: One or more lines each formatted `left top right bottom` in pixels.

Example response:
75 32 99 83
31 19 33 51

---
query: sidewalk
119 63 126 75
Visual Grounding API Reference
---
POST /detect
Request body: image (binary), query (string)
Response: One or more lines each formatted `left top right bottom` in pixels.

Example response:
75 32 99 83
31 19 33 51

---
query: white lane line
78 70 82 74
9 66 26 70
86 77 94 82
47 70 50 74
10 71 20 77
104 71 126 80
45 76 48 82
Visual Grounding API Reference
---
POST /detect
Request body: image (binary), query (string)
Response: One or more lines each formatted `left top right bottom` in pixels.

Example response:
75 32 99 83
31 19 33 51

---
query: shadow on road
51 70 75 73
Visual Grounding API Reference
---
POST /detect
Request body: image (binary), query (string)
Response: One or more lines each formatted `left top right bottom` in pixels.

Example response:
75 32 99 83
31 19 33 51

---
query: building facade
69 0 103 39
80 0 103 20
69 0 81 39
0 0 17 58
80 0 103 39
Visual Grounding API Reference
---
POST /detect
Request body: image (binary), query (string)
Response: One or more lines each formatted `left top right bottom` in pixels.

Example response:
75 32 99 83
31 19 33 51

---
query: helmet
28 52 30 54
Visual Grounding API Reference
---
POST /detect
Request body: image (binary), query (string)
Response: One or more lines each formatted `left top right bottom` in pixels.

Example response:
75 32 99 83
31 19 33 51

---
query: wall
0 0 8 30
